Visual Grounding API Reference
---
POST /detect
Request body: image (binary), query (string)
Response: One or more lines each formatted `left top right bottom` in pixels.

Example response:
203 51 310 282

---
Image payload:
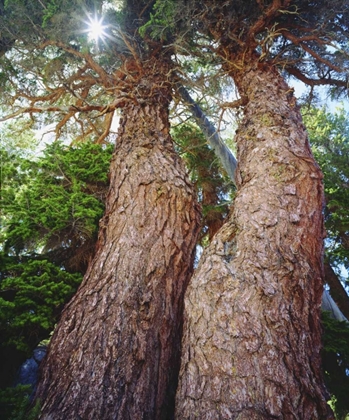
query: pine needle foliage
304 106 349 274
1 141 112 266
0 384 41 420
0 258 82 353
0 140 112 389
139 0 177 41
322 312 349 420
172 122 235 243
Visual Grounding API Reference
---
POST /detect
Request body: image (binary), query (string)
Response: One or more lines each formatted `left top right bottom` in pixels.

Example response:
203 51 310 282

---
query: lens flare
87 16 107 42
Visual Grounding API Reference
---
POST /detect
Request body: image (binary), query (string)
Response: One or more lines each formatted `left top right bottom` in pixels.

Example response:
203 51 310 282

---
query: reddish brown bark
35 57 200 419
176 59 334 419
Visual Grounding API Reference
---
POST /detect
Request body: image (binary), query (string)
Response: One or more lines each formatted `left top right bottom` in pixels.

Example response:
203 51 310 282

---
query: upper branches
173 0 349 97
0 40 125 142
0 0 163 143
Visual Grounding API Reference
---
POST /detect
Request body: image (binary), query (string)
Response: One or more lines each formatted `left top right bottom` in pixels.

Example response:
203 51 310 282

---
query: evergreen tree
0 0 201 417
303 106 349 320
304 106 349 419
0 140 112 392
169 1 349 418
172 123 234 243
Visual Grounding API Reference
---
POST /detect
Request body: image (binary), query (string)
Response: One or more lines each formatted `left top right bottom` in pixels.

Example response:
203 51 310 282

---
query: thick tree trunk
176 61 333 419
35 58 200 419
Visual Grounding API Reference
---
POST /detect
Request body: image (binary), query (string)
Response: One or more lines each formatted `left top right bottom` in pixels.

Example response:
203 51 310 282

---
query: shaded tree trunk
176 84 237 184
324 262 349 321
35 57 200 419
176 59 333 419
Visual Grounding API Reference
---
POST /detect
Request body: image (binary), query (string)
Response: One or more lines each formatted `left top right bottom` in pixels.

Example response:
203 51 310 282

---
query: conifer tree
170 1 349 418
0 138 112 388
0 1 200 417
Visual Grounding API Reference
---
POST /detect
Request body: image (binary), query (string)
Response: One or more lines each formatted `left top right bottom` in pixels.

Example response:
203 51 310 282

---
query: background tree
0 139 111 393
304 106 349 419
172 122 234 243
303 106 349 319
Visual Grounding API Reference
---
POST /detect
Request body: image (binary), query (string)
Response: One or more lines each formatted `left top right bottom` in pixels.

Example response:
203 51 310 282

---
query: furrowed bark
35 57 201 420
178 80 347 323
176 59 333 419
178 81 348 323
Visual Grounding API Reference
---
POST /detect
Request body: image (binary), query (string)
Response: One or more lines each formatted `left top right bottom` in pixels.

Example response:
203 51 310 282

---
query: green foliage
0 385 40 420
0 139 112 386
172 122 234 242
0 119 38 154
139 0 177 41
0 257 82 352
42 0 60 28
304 106 349 275
1 141 113 259
3 0 99 39
322 312 349 419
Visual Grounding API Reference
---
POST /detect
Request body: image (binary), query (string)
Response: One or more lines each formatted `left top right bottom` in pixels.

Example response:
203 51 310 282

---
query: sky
291 79 349 113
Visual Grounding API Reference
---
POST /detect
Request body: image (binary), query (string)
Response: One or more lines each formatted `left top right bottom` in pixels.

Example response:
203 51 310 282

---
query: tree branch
176 83 238 185
281 31 344 73
324 261 349 321
38 40 116 88
286 66 348 89
246 0 292 44
96 112 115 144
0 102 119 123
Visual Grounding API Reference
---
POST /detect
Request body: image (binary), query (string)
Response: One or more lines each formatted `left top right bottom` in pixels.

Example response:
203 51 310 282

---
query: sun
87 15 107 42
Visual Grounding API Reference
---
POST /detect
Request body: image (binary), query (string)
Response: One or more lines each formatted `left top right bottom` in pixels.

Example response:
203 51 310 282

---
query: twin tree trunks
35 57 333 418
176 59 333 419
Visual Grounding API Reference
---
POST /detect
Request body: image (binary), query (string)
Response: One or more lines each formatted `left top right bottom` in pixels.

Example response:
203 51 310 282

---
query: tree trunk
35 57 201 420
176 59 333 419
324 262 349 321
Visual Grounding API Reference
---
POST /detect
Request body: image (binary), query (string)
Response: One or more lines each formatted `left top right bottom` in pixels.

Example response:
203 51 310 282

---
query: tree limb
281 31 344 73
286 66 348 88
246 0 292 45
324 262 349 320
176 83 238 185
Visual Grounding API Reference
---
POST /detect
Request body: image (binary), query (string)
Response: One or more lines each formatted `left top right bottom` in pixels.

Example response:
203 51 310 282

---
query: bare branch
96 112 115 144
286 65 348 89
0 102 119 123
246 0 292 44
38 40 117 88
281 31 345 73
